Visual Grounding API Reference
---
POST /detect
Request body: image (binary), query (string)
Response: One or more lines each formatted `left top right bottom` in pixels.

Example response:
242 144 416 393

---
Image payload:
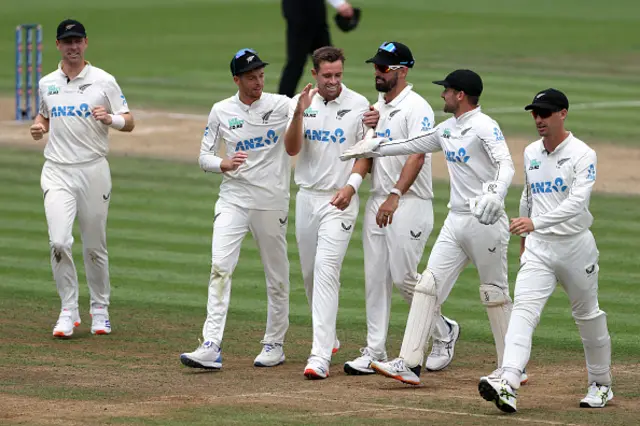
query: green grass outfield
1 146 639 424
2 0 640 143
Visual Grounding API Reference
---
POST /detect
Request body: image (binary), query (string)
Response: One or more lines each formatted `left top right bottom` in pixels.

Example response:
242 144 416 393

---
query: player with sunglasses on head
478 89 612 413
343 41 454 376
341 69 519 386
180 48 292 371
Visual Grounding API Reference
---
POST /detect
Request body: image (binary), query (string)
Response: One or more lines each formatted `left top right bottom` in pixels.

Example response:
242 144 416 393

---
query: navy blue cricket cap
433 69 483 97
57 19 87 40
525 88 569 112
365 41 415 68
230 48 269 76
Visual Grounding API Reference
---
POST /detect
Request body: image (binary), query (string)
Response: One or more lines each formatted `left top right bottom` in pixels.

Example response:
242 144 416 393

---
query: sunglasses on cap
374 64 406 73
234 48 257 58
531 109 555 119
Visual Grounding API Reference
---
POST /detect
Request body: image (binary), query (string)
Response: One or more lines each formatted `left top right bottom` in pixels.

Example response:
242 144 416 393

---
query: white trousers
502 231 611 386
202 198 290 347
296 188 359 361
427 212 510 304
363 195 434 356
40 157 112 311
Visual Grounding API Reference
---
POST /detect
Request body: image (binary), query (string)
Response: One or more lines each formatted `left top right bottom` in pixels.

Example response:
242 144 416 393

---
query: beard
375 74 397 92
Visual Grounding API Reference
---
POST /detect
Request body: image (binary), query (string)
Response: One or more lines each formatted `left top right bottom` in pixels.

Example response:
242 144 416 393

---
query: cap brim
365 54 397 65
432 80 451 87
57 31 86 40
524 102 562 112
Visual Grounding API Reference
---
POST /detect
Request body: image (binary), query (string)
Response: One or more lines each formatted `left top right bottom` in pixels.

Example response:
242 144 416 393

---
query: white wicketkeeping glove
472 182 506 225
339 137 388 161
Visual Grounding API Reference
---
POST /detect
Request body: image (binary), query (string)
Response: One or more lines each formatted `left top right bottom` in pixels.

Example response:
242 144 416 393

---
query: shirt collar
57 61 91 80
541 132 573 155
234 92 263 111
377 83 413 107
315 83 347 105
455 106 481 126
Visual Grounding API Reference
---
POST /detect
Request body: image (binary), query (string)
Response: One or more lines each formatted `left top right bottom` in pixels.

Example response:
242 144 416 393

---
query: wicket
15 24 43 121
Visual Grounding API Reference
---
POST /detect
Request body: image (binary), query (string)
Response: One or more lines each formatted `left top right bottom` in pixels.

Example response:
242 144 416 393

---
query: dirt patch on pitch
1 97 639 195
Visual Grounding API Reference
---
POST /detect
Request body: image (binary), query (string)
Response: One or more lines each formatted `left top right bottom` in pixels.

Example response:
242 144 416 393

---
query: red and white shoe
53 308 81 338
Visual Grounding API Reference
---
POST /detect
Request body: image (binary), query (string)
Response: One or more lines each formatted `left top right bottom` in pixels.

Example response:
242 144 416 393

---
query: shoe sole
180 355 221 370
53 320 81 338
344 363 375 375
520 376 529 386
304 369 328 380
478 380 516 413
254 358 285 367
580 393 612 408
371 363 420 385
92 329 111 335
426 323 461 372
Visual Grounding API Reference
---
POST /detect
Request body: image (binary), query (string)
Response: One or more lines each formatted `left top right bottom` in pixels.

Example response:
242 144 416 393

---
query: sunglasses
531 109 555 119
234 48 257 59
374 64 406 73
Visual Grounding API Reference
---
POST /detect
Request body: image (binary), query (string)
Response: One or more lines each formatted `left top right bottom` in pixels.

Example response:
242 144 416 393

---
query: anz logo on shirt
304 128 346 143
235 129 279 152
50 103 91 118
531 177 568 195
445 147 470 163
376 128 393 141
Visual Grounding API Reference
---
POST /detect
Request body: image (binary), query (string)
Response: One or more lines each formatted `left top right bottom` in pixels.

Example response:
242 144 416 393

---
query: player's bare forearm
284 110 304 156
352 158 372 177
394 153 424 194
119 112 135 132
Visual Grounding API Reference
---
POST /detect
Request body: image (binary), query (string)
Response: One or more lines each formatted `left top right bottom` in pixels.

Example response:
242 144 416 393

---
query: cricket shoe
180 340 222 370
370 358 421 385
425 316 460 371
580 382 613 408
344 347 386 375
254 343 285 367
489 367 529 386
52 308 81 338
478 376 517 413
304 356 329 380
90 305 111 335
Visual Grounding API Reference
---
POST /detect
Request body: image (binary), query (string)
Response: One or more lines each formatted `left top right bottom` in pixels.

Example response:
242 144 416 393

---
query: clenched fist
30 123 47 141
92 106 112 125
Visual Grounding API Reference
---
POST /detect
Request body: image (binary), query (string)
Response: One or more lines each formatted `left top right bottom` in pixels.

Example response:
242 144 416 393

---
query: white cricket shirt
379 107 515 213
289 84 369 191
38 62 130 165
371 84 435 199
199 92 291 211
519 133 596 236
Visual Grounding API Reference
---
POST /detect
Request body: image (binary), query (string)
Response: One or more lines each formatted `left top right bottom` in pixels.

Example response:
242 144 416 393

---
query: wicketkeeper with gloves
340 69 519 386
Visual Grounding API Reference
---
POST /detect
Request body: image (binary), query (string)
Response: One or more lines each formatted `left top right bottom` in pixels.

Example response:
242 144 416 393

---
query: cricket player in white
342 69 516 385
180 49 292 370
341 42 452 376
283 47 371 379
479 89 612 413
29 19 134 338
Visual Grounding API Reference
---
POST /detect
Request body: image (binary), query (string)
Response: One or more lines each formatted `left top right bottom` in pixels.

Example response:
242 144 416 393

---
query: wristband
390 188 403 197
108 114 126 130
346 173 363 192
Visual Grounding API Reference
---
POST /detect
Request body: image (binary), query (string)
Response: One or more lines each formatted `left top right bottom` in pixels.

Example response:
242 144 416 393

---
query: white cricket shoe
520 369 529 385
344 347 386 375
304 356 329 380
90 305 111 335
180 340 222 370
53 308 81 338
370 358 421 385
580 382 613 408
254 343 285 367
488 367 529 386
426 316 460 371
478 376 517 413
